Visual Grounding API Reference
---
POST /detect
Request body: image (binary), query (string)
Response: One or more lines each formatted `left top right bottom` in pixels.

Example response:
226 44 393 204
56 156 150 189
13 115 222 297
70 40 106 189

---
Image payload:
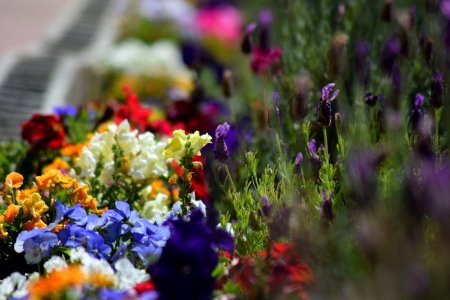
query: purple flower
258 9 273 54
149 209 232 300
316 83 339 126
214 122 231 163
355 40 370 85
321 189 334 223
346 149 384 208
309 139 320 162
261 195 271 217
364 92 378 107
381 35 401 74
273 91 281 123
294 152 303 174
430 71 445 108
411 93 425 130
241 22 257 54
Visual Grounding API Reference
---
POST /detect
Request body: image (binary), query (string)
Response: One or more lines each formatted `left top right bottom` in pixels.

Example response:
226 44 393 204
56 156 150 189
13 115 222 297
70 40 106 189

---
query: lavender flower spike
214 123 231 163
321 83 339 102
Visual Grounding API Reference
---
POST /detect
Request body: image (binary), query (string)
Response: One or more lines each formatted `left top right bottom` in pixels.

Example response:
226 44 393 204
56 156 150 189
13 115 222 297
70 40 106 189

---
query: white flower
0 272 27 299
141 192 170 225
44 256 68 273
114 258 149 290
139 0 196 32
130 132 168 180
69 247 114 278
117 120 140 157
103 39 193 80
190 192 207 217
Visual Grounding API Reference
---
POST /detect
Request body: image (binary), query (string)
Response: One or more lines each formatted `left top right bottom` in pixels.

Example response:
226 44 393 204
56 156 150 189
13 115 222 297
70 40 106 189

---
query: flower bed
1 0 450 299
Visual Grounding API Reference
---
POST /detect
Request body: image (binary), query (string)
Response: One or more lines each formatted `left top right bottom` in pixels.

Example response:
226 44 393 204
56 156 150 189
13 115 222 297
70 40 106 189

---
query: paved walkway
0 0 71 56
0 0 114 141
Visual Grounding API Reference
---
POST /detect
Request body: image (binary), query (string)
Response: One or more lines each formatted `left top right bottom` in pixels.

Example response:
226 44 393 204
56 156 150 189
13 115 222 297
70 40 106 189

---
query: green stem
323 126 329 162
224 165 236 193
434 108 443 153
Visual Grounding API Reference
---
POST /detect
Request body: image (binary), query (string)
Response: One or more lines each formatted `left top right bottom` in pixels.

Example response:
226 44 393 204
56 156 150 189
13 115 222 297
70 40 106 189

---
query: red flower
172 156 209 202
134 280 155 295
229 242 313 299
21 114 66 151
250 47 282 74
115 85 153 132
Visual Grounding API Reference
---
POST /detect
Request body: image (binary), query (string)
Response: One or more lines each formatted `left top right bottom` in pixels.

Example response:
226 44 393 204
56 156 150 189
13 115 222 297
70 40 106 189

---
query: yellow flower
164 129 211 163
0 221 8 240
22 193 48 219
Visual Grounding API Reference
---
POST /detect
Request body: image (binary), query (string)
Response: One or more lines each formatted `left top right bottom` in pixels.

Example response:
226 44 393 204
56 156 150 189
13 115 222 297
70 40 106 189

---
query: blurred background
0 0 71 55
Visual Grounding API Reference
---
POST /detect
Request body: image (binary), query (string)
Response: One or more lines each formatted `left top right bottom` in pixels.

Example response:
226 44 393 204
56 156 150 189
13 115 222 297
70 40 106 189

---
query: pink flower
195 6 242 43
250 47 282 74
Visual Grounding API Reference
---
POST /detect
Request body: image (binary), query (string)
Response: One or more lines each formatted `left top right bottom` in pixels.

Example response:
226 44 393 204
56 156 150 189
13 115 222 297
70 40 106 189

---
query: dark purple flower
258 9 273 53
364 92 378 107
381 0 392 22
430 71 445 108
241 23 257 54
411 93 425 130
149 210 232 300
214 122 231 163
355 40 370 85
381 35 401 74
261 195 271 217
316 83 339 126
321 189 334 223
346 149 384 209
406 159 450 228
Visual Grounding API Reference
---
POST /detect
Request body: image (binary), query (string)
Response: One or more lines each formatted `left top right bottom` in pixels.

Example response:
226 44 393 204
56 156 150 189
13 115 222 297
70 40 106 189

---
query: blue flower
15 228 58 264
66 204 88 226
85 231 111 260
115 201 130 219
58 225 87 248
85 213 107 231
48 200 69 230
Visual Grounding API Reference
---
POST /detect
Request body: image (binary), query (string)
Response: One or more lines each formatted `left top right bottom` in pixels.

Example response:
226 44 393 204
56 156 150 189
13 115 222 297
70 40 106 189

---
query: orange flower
4 172 24 193
23 218 47 231
60 143 85 159
88 272 114 288
35 169 74 190
42 158 71 174
28 265 85 299
3 204 20 223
